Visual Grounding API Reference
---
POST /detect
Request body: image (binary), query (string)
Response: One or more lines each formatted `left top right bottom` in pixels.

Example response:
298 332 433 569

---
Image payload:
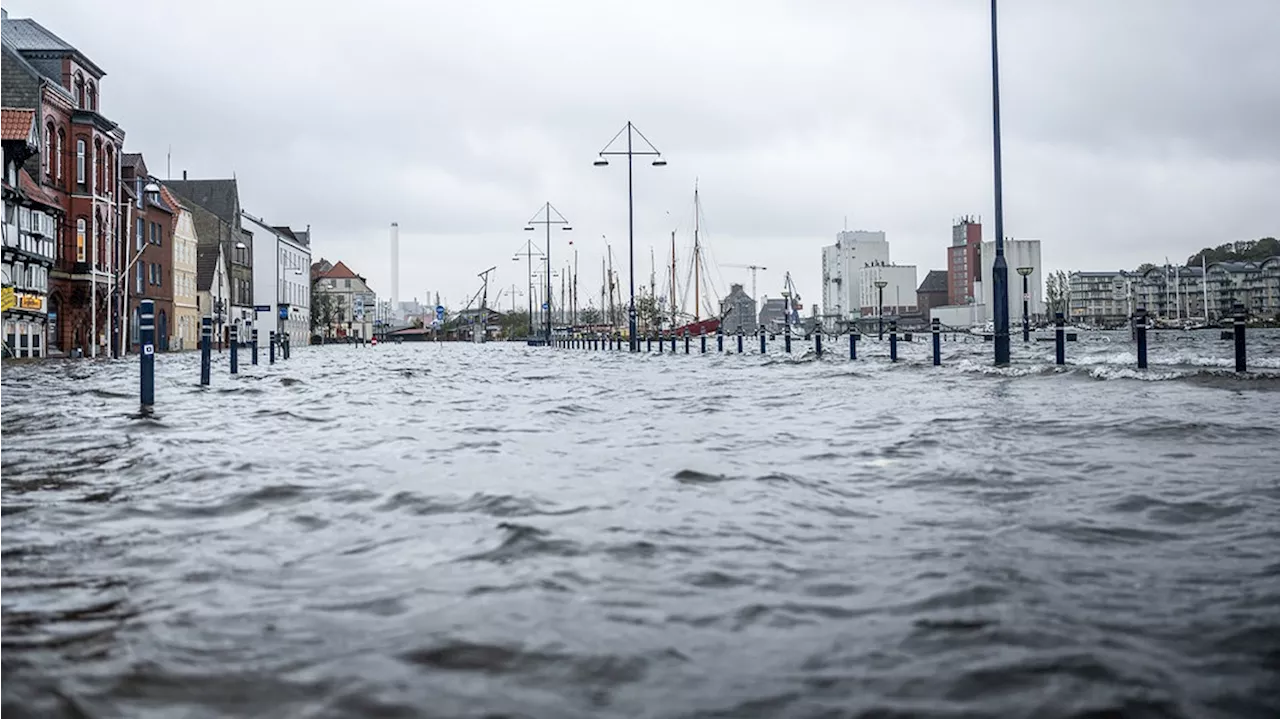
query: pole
1022 273 1030 342
932 318 941 366
252 328 259 364
139 299 155 410
1233 302 1246 372
990 0 1011 366
890 320 898 362
627 123 637 352
230 329 239 374
878 285 885 340
850 332 858 360
270 330 276 364
200 317 211 385
527 246 533 336
545 205 552 343
815 331 823 358
1135 307 1148 369
1054 311 1065 365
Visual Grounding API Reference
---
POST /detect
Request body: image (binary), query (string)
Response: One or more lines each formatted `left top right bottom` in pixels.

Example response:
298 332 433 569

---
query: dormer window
86 83 97 111
74 73 85 109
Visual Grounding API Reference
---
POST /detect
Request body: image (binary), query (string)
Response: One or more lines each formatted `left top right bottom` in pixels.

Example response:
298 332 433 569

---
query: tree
580 306 601 326
1186 237 1279 267
499 310 530 338
635 294 664 334
1044 270 1070 316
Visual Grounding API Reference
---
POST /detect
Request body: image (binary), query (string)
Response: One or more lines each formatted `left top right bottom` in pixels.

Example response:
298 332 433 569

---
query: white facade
170 204 200 350
857 262 918 316
244 212 311 348
821 230 891 328
977 239 1044 322
931 302 988 328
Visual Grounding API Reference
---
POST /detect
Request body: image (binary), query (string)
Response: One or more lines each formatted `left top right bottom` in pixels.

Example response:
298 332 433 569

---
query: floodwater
3 331 1279 718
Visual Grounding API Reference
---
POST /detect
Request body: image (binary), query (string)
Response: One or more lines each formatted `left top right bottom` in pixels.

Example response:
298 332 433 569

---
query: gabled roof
121 152 145 174
917 269 948 294
1 14 106 78
321 260 359 279
195 241 223 292
18 168 60 210
1 107 36 143
157 183 186 235
164 179 240 224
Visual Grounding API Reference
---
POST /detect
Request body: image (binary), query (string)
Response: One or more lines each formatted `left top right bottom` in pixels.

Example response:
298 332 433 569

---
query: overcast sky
9 0 1278 311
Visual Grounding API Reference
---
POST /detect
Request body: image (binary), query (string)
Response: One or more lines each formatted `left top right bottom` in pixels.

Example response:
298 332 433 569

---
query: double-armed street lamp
513 240 545 338
875 279 888 340
593 122 667 352
525 203 572 343
1017 266 1034 342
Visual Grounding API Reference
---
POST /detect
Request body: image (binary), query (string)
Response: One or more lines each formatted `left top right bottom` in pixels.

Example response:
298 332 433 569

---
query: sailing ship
668 182 727 336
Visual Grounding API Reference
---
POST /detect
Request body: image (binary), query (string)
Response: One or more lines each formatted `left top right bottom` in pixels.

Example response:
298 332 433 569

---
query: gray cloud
10 0 1277 308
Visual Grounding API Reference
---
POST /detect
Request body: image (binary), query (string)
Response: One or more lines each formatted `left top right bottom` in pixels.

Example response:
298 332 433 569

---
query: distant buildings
244 212 311 348
1067 271 1134 325
757 297 794 333
929 217 1043 329
947 216 982 305
857 261 918 317
916 270 949 317
2 107 59 357
311 258 376 340
719 282 755 333
978 238 1043 323
163 185 199 350
820 229 891 330
122 153 176 352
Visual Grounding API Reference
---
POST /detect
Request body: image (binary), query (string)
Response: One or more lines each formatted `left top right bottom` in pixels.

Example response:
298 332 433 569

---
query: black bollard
889 321 898 362
760 330 766 354
685 333 690 354
701 333 707 354
737 330 744 354
1233 302 1246 372
670 333 676 353
658 334 664 354
785 330 792 354
932 318 941 366
251 329 259 365
1134 307 1148 369
850 332 858 360
717 329 724 352
269 331 276 364
200 317 212 386
230 330 239 374
647 335 653 353
140 299 155 410
283 334 290 360
1054 312 1065 366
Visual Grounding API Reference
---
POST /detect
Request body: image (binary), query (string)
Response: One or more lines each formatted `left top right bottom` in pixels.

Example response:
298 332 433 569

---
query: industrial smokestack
390 222 399 314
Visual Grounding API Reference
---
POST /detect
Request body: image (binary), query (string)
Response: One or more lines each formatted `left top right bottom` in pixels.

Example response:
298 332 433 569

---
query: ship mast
694 182 701 322
670 230 678 328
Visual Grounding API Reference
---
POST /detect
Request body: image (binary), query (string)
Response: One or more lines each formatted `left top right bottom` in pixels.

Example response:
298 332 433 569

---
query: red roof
321 260 359 279
1 108 36 142
18 169 60 210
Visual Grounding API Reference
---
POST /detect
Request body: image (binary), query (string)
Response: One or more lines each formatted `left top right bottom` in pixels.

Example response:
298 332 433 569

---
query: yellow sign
1 287 14 313
19 294 43 311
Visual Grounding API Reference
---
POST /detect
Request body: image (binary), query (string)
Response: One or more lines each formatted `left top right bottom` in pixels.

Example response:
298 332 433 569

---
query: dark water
3 331 1280 718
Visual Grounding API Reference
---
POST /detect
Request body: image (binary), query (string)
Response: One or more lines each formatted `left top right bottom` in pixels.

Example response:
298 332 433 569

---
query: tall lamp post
525 203 571 344
990 0 1011 365
1017 266 1033 342
875 279 888 340
593 121 667 352
513 239 544 338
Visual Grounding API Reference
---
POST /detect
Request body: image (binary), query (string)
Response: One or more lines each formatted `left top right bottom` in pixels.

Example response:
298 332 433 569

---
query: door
158 310 169 351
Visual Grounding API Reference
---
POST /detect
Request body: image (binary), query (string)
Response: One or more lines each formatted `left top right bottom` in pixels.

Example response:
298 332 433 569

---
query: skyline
8 0 1277 311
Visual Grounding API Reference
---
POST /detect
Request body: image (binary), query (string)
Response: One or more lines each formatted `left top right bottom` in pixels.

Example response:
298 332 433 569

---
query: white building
976 239 1044 323
857 262 918 316
821 229 890 329
244 212 311 348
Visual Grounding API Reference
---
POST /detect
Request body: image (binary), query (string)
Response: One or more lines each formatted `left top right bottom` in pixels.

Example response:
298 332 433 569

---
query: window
87 83 96 111
137 262 145 293
56 129 65 183
44 122 53 177
136 218 144 251
75 73 85 108
76 218 86 263
344 279 351 289
154 221 163 246
76 140 86 186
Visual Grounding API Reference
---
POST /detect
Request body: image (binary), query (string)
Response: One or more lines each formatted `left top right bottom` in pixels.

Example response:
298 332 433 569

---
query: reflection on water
3 331 1280 718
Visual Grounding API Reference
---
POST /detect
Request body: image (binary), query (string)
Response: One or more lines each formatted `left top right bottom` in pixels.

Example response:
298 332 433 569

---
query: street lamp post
525 203 571 344
990 0 1011 365
593 122 667 352
513 240 544 338
1017 266 1033 342
875 279 888 340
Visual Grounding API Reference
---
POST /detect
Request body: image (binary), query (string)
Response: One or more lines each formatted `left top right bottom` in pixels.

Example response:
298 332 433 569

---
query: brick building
166 177 254 346
2 10 126 357
121 153 175 350
946 216 982 306
915 269 949 318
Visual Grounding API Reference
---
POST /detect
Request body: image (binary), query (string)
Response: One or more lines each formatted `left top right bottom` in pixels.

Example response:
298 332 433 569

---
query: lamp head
1017 266 1034 276
524 226 535 231
593 156 609 167
652 156 667 167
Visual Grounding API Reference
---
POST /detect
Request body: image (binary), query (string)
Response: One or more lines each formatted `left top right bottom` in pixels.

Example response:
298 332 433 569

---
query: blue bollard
647 335 652 353
850 332 857 360
657 334 663 354
932 318 941 366
1134 308 1148 369
685 333 690 354
269 331 276 364
1233 302 1246 372
670 333 676 353
737 330 744 354
139 299 155 410
200 317 212 385
889 321 898 362
251 328 259 365
701 333 707 354
1055 312 1065 366
785 330 792 354
284 334 290 360
717 329 724 352
230 332 239 374
760 330 766 354
815 332 822 358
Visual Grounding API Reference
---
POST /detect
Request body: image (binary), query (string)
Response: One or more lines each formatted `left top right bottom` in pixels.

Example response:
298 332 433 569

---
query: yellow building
161 185 200 350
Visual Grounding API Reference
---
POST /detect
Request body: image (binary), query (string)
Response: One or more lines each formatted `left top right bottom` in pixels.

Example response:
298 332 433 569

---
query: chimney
182 170 187 180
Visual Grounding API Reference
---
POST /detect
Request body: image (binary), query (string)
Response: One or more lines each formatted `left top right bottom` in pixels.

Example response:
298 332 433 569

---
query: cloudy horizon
7 0 1277 311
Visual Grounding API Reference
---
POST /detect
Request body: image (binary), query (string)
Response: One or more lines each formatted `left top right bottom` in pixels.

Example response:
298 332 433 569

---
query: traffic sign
435 305 445 319
143 344 155 355
542 303 549 310
254 304 271 312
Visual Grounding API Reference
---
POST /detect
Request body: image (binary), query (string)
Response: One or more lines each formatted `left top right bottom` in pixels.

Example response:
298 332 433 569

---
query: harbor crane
723 263 767 302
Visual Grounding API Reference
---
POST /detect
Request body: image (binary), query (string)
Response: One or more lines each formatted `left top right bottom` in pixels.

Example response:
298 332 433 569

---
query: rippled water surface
4 331 1280 718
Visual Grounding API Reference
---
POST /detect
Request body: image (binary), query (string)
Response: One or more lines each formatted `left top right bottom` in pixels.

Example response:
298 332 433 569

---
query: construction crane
723 263 767 302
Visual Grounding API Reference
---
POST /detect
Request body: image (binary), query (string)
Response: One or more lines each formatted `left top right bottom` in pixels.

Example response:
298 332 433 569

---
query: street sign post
435 305 445 320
